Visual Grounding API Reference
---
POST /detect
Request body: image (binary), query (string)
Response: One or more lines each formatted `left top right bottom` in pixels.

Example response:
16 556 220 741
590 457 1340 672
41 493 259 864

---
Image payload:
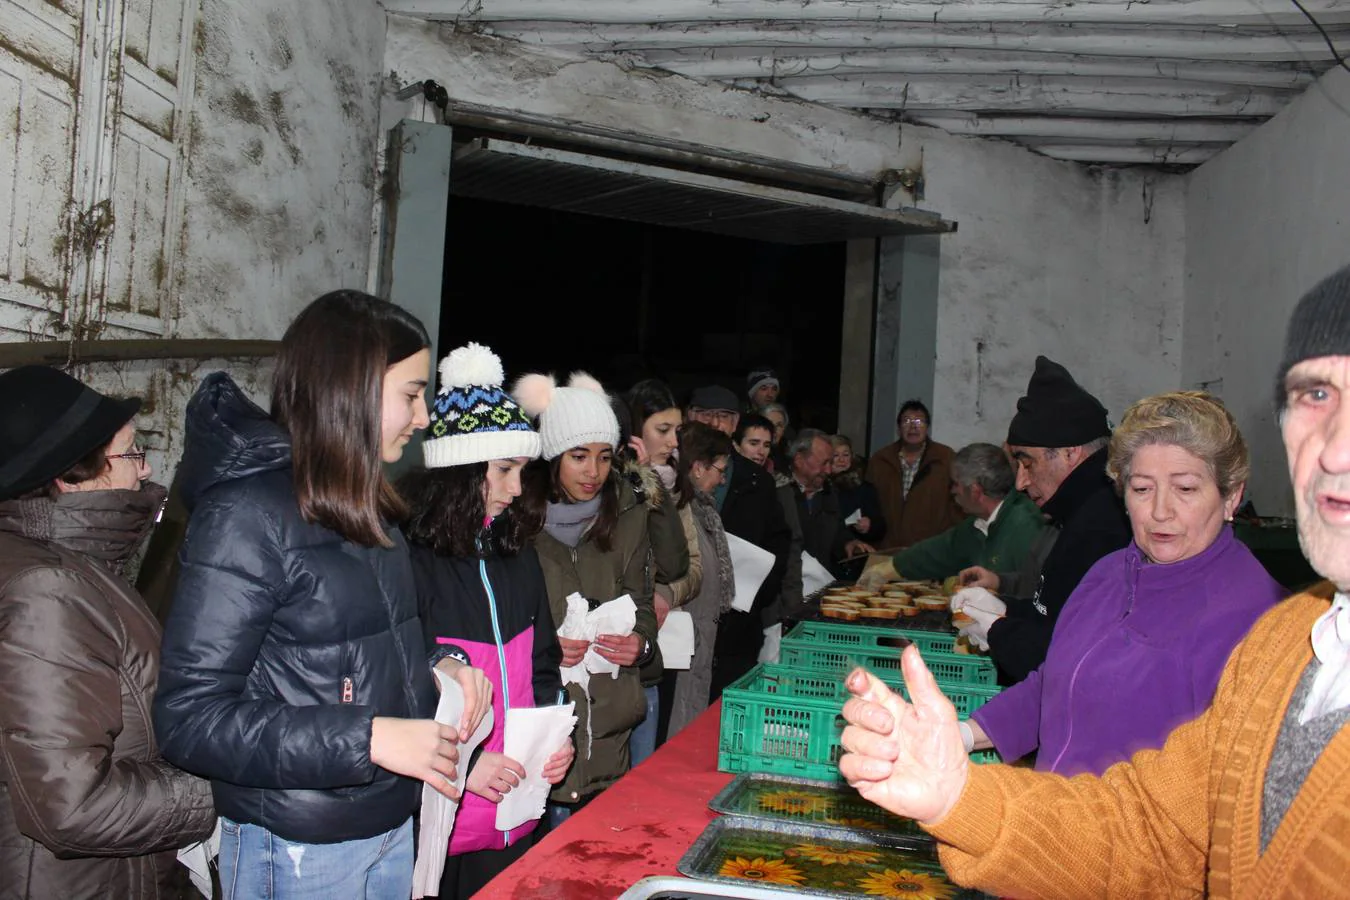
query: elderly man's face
1283 356 1350 589
794 437 834 491
1009 444 1077 508
689 407 739 436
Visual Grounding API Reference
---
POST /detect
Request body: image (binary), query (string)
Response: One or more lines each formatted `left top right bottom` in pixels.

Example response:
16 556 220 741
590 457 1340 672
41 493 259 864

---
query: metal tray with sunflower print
678 815 990 900
708 774 932 844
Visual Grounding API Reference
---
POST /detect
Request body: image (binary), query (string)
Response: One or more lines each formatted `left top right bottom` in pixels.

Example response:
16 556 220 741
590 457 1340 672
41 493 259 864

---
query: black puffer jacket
154 373 437 844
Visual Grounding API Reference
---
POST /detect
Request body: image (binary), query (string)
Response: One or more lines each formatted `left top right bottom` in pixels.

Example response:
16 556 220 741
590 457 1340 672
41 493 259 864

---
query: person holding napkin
952 391 1282 775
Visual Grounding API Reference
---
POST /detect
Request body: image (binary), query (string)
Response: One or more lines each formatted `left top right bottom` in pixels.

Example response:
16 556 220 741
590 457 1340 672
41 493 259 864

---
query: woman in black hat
0 366 216 898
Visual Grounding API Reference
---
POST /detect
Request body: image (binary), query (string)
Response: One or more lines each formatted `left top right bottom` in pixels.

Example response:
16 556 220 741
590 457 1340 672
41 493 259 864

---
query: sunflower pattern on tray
705 830 968 899
730 782 926 838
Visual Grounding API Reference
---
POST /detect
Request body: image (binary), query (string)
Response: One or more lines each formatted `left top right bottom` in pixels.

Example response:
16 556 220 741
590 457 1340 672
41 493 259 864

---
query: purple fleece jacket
971 526 1283 776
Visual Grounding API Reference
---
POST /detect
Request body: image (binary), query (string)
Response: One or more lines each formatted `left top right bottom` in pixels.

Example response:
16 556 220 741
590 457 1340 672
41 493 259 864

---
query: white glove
758 623 782 664
951 587 1006 652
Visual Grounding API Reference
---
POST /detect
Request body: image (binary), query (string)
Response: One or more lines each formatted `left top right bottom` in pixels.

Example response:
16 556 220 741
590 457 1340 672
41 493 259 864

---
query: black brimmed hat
0 366 140 499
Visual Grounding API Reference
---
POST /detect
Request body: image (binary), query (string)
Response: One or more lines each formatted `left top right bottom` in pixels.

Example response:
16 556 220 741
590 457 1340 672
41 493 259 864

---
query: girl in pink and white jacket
400 343 572 899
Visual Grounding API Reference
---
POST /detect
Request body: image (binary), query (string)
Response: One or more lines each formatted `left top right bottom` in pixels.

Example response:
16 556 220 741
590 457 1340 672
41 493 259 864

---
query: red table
477 700 732 899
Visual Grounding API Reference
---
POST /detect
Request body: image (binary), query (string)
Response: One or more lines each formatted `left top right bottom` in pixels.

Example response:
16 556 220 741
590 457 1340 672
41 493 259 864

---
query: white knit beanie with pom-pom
422 342 541 468
512 371 620 460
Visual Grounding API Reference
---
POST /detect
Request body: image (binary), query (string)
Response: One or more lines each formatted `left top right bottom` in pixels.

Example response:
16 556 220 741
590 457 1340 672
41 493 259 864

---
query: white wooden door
0 0 195 342
0 0 83 338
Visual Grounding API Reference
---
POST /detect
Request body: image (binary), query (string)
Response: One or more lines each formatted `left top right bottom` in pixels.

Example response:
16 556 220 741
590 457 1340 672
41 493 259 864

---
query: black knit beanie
1275 263 1350 410
1006 356 1111 448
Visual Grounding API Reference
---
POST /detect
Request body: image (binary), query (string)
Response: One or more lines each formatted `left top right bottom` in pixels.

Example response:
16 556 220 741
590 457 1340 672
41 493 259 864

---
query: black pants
436 830 537 899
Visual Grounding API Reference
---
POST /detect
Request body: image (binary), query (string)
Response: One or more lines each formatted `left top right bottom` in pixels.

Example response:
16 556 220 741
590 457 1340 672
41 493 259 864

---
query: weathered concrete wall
383 19 1186 458
82 0 388 481
913 131 1185 455
1184 67 1350 518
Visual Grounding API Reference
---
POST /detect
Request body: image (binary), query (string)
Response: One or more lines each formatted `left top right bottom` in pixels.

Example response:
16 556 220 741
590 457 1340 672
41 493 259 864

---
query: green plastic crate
786 620 960 657
718 663 1001 783
779 638 997 686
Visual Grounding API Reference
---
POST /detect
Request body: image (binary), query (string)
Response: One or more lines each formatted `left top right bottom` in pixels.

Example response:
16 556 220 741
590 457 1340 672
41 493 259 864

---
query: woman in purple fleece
962 391 1285 777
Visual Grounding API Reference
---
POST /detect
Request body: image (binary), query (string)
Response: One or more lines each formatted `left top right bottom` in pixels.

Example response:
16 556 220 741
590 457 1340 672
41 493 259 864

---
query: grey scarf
690 490 736 614
543 495 603 548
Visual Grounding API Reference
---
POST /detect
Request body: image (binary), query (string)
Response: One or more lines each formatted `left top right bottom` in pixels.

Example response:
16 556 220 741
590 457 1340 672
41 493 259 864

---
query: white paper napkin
657 609 695 670
495 703 578 831
801 551 835 597
411 672 495 899
557 593 638 691
725 533 773 612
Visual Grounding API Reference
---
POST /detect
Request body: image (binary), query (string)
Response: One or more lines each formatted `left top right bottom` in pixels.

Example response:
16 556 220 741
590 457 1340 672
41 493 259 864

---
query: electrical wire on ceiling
1288 0 1350 74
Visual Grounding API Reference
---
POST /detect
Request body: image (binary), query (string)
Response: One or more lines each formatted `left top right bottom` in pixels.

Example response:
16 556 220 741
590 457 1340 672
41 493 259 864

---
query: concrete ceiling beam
388 0 1350 27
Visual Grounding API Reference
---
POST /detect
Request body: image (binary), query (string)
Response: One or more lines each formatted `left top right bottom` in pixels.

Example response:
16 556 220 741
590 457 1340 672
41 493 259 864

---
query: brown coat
0 487 215 899
866 439 963 549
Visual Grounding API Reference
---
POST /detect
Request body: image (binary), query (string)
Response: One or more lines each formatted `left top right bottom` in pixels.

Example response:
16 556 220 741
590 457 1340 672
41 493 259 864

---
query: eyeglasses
691 408 738 422
900 417 927 427
107 446 147 465
709 462 727 475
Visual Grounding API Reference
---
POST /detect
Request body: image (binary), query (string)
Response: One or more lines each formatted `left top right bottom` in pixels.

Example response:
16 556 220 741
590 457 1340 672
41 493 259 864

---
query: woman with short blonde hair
962 390 1283 777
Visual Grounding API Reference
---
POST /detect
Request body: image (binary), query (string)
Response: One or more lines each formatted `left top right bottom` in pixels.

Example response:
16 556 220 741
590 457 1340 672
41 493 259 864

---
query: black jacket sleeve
856 482 888 543
155 491 378 790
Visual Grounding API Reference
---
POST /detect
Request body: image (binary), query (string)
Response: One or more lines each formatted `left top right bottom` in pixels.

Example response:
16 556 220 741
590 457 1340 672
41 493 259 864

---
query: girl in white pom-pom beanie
513 371 657 827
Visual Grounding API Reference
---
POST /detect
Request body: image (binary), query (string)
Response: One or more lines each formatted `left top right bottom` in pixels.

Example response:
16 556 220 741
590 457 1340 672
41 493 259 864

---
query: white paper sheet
412 672 495 899
657 609 695 670
176 819 221 898
557 593 638 692
495 703 578 832
801 551 836 597
758 622 782 664
725 533 773 613
844 508 863 526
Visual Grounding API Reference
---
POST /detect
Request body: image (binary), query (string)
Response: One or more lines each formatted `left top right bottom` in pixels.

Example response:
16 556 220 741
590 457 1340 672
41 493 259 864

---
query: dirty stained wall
380 18 1185 460
70 0 387 483
1184 67 1350 518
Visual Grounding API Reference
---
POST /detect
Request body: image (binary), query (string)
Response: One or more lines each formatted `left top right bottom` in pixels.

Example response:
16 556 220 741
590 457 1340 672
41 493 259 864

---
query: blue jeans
628 685 660 767
218 817 413 900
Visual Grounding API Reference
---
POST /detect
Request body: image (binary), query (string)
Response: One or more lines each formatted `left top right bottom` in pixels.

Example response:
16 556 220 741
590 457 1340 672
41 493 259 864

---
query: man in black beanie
954 356 1130 683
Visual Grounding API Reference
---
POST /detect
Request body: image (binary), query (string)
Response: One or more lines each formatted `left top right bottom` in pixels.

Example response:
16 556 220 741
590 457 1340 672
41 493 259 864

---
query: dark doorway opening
440 196 846 431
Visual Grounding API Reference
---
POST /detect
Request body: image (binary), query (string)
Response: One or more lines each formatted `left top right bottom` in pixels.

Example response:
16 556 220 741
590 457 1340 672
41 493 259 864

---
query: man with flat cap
953 356 1130 683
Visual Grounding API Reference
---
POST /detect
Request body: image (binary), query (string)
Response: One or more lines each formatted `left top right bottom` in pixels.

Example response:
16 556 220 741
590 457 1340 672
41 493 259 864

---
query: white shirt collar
973 498 1005 537
1301 591 1350 723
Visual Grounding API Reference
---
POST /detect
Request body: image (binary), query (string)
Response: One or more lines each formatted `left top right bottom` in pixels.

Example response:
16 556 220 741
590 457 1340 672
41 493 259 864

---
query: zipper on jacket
479 557 513 848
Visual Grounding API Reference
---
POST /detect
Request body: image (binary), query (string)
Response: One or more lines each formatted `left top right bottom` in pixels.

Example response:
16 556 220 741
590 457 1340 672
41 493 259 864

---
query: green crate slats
787 620 959 656
779 640 997 686
719 663 1001 782
782 621 997 685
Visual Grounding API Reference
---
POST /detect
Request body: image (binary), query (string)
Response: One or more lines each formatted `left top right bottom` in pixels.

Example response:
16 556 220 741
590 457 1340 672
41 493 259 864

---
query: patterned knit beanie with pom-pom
422 342 541 468
512 371 620 460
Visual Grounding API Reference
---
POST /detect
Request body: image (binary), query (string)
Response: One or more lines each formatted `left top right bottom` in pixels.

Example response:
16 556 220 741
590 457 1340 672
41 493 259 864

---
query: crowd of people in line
2 261 1349 899
0 285 975 899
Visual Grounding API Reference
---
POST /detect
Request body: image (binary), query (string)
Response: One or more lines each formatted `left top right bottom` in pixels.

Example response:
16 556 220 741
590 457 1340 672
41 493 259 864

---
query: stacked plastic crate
718 621 1002 781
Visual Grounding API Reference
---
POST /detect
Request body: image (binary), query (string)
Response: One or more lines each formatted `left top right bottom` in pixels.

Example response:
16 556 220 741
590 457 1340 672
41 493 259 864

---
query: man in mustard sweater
840 262 1350 898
